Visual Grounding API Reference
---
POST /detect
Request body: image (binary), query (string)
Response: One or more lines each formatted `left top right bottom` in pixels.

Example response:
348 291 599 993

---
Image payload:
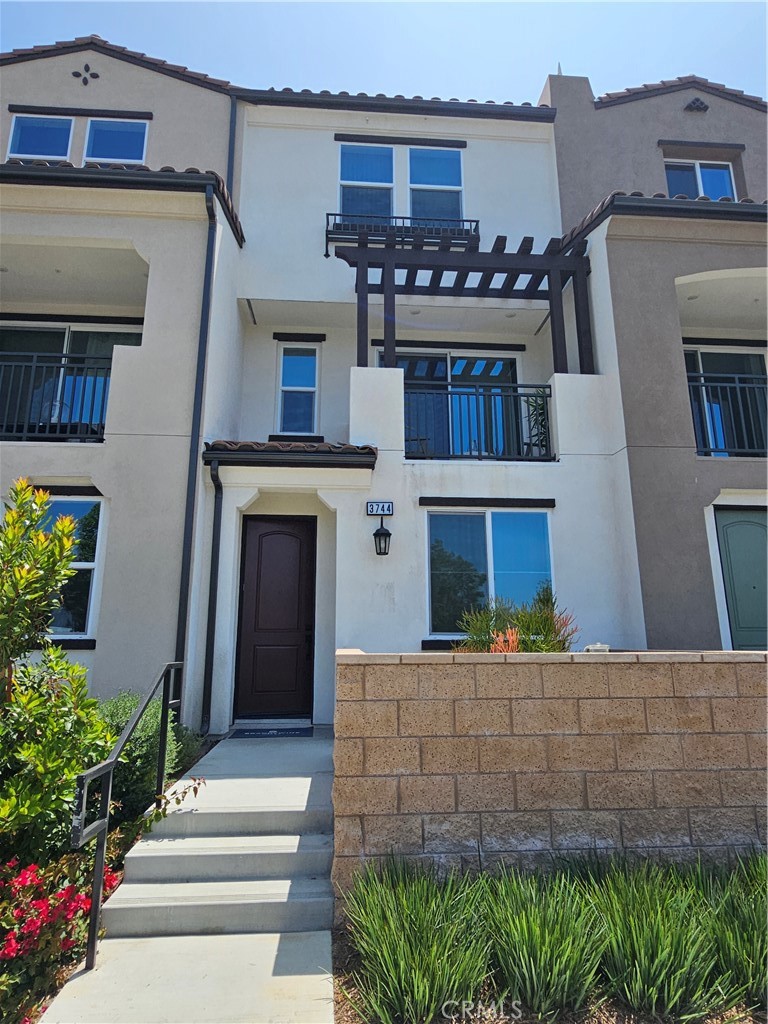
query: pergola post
548 269 568 374
573 263 595 374
382 256 396 368
355 257 369 368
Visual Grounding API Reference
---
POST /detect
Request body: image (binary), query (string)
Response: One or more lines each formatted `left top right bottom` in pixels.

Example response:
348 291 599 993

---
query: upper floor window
278 345 318 433
85 120 148 164
410 148 462 226
685 346 766 457
665 160 735 200
340 144 393 220
8 115 73 160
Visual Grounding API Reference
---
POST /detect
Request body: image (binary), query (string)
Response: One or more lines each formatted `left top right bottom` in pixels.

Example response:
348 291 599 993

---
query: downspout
226 94 237 195
175 185 217 686
200 458 223 734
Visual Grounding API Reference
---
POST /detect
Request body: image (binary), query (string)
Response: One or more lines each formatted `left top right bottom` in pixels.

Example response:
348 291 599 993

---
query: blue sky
1 2 765 103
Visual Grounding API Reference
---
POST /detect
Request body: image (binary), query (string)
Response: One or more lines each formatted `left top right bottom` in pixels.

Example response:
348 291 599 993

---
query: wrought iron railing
687 372 767 457
403 383 553 461
325 212 480 253
0 352 112 441
71 662 182 969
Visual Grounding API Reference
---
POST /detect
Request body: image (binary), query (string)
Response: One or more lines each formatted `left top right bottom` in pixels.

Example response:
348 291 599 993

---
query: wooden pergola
335 233 594 374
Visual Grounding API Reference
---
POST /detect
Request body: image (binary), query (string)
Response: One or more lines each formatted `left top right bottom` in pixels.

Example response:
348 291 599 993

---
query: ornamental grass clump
343 860 489 1024
455 582 578 654
592 860 730 1021
483 868 605 1020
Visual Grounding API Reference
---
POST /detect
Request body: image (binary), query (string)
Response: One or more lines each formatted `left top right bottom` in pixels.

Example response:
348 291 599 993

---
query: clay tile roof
0 159 245 246
0 34 232 92
560 190 768 253
595 75 766 112
203 440 378 467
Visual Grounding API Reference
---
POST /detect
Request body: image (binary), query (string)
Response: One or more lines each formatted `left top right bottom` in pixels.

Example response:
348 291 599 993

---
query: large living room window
428 510 552 634
665 160 735 200
8 115 73 160
0 324 141 441
44 497 104 638
340 144 393 220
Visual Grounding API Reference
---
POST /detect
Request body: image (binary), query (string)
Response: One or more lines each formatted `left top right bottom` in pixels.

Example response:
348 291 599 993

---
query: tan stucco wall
0 184 212 699
591 215 767 650
541 75 767 233
332 650 767 890
0 50 231 180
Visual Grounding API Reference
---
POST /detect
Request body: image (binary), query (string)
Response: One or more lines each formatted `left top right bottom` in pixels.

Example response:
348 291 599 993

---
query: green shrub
343 860 489 1024
484 868 605 1019
99 691 179 825
0 647 115 864
174 721 204 776
455 582 578 653
0 479 77 692
592 860 730 1020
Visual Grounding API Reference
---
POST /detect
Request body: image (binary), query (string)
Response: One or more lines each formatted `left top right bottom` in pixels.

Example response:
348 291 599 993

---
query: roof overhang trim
0 163 245 246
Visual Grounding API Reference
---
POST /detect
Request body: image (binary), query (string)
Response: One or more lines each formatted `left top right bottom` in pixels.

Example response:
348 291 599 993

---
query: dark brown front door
235 516 316 718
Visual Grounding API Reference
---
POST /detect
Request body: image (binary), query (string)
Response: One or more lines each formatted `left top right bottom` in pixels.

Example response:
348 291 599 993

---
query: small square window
85 120 148 163
8 116 73 159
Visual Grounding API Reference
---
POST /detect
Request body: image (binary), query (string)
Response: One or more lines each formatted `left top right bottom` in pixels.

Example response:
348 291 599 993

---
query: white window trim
275 342 320 435
424 507 554 638
84 118 149 165
408 147 463 220
47 496 107 640
339 143 395 217
665 159 736 200
7 113 74 161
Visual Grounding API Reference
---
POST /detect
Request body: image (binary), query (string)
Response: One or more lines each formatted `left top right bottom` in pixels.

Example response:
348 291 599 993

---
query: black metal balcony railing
404 383 553 461
688 372 767 457
0 352 112 442
325 212 480 251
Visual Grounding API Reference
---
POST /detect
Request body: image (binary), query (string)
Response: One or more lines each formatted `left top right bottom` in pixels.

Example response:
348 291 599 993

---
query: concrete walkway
44 731 335 1024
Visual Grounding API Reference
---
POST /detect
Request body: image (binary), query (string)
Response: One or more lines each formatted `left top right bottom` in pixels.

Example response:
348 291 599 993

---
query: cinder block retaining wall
332 651 767 892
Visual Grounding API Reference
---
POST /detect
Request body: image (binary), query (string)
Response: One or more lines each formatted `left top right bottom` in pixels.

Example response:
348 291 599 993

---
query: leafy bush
0 855 119 1024
484 869 605 1019
99 691 180 825
0 647 115 864
343 860 489 1024
0 479 77 693
455 582 578 653
174 721 204 776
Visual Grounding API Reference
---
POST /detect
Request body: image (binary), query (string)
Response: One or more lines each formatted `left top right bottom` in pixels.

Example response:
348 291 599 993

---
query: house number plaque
366 501 394 516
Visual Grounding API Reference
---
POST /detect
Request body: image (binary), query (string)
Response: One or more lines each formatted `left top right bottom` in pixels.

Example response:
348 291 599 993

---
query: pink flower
0 932 20 959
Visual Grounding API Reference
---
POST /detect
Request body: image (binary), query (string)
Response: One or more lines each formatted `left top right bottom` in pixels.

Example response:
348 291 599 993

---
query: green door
715 508 767 650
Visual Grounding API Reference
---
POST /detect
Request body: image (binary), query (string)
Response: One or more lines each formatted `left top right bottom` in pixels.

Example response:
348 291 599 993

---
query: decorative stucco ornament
71 64 100 86
684 97 709 112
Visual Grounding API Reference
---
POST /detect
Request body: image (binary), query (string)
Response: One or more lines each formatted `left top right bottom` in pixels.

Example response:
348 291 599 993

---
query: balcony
403 383 553 461
688 372 767 457
0 352 112 442
325 212 480 252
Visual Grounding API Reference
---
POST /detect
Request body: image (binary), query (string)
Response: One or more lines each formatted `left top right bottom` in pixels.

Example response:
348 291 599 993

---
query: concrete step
103 878 334 937
124 833 334 883
149 805 333 838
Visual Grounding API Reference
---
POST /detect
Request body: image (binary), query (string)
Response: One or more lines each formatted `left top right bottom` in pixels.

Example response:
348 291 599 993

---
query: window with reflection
42 499 103 636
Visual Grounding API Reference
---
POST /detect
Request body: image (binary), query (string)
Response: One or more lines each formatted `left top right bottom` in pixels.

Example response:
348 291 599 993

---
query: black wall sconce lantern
373 517 391 556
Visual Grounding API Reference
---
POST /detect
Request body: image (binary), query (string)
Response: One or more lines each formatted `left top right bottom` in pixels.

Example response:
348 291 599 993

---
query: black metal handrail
325 212 480 254
687 372 767 456
0 352 112 442
71 661 183 970
404 382 554 461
